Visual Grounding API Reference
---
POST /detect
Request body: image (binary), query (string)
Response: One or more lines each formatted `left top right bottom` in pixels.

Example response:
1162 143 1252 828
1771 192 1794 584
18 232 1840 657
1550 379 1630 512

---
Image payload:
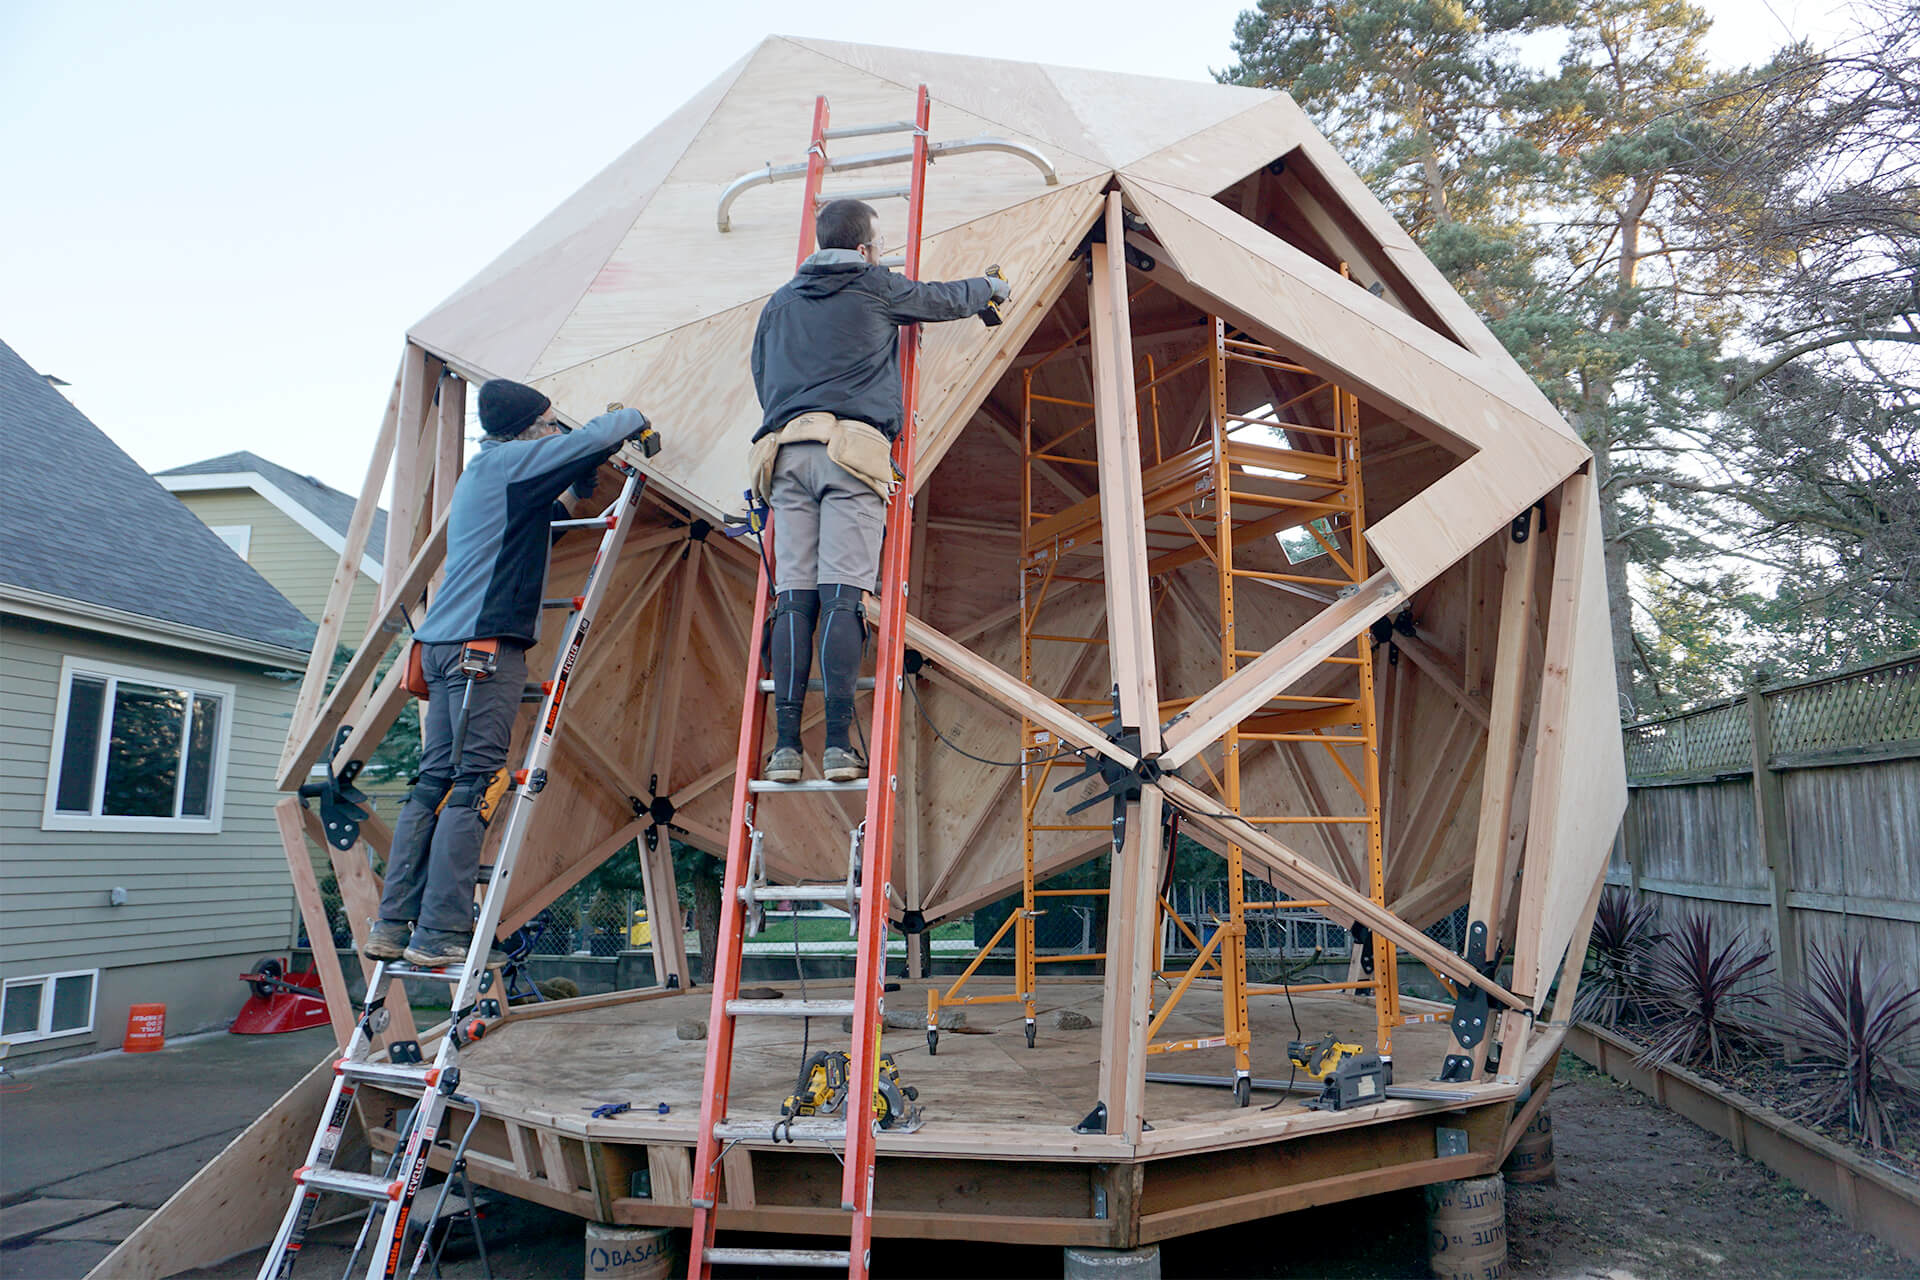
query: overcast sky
0 0 1847 497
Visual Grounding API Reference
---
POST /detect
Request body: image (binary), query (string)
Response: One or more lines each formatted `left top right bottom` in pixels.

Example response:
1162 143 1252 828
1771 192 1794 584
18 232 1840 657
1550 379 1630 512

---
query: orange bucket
124 1003 166 1052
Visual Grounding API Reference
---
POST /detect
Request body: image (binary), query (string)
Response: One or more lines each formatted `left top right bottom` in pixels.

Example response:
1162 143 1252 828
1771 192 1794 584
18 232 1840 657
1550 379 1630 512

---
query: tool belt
748 411 898 502
400 637 500 699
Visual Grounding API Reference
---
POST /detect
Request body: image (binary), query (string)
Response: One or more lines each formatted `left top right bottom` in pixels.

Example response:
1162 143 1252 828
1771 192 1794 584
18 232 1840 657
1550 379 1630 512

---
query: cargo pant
378 640 528 935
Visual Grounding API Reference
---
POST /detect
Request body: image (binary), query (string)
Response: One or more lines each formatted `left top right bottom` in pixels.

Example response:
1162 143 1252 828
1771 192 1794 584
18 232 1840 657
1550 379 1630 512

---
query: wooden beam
433 372 465 521
1098 787 1162 1142
1088 203 1162 752
641 546 700 988
279 360 402 778
1393 632 1490 729
275 799 355 1044
302 808 418 1049
1461 507 1540 1075
279 509 451 789
1160 571 1404 769
1161 772 1524 1008
382 344 439 609
903 616 1134 772
1503 475 1592 1049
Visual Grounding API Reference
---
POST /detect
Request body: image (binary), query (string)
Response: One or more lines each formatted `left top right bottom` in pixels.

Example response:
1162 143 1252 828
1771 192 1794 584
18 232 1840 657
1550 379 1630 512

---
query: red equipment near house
230 956 332 1035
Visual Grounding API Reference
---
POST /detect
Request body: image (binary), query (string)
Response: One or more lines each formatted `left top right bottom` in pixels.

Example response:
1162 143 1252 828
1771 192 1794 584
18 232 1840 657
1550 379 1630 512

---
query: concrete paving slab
0 1025 332 1199
0 1197 120 1245
36 1130 238 1209
0 1236 115 1279
41 1206 152 1243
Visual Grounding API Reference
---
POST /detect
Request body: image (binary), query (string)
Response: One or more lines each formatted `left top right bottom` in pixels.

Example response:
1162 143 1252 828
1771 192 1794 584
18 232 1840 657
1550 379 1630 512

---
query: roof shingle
0 340 315 655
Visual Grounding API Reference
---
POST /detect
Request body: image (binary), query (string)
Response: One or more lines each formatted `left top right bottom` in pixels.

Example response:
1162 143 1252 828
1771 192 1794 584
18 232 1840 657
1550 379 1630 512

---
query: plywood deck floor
454 979 1519 1161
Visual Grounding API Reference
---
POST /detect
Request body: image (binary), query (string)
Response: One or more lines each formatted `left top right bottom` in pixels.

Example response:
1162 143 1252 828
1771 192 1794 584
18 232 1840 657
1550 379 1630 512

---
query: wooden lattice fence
1611 653 1920 1035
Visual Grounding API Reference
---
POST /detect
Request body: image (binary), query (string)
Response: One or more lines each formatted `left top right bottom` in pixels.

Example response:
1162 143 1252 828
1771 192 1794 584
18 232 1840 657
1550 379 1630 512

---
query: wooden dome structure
101 38 1626 1276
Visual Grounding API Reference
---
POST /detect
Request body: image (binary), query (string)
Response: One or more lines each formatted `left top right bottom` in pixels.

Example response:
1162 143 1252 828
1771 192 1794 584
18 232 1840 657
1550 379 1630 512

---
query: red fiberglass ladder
687 88 934 1279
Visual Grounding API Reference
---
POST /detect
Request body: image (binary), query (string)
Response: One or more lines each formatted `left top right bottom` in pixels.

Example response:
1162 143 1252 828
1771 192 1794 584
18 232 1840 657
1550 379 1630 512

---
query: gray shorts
770 442 886 592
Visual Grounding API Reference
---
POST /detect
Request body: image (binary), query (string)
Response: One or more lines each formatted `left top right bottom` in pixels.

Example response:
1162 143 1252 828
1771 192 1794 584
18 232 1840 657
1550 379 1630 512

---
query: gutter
0 584 312 669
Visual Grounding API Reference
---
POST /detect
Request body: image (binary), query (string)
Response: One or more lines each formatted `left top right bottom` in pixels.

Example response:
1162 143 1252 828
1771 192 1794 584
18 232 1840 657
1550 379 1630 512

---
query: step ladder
687 87 934 1280
259 459 654 1280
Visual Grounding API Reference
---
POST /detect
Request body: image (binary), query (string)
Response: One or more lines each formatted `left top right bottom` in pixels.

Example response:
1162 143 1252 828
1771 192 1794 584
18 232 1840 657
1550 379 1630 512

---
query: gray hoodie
750 249 991 442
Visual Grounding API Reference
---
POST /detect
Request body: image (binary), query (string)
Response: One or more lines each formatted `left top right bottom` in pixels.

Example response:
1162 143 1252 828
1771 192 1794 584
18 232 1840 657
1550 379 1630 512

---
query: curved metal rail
717 135 1058 232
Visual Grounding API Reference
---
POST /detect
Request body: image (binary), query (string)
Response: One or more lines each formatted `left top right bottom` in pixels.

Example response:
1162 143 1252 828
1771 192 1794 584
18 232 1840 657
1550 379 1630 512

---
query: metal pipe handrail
718 134 1058 232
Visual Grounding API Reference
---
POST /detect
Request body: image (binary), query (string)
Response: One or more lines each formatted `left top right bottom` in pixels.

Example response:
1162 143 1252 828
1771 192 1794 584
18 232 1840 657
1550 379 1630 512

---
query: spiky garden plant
1637 910 1773 1072
1574 886 1666 1027
1779 939 1920 1150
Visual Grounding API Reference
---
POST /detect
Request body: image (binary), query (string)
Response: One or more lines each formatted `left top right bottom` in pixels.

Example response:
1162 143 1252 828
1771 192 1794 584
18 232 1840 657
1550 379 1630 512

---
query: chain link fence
517 885 651 957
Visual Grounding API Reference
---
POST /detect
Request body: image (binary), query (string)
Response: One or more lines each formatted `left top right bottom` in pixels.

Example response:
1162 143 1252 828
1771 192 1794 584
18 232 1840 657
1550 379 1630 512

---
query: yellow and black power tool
779 1049 924 1133
605 402 663 458
978 265 1011 327
781 1050 850 1118
1287 1033 1386 1112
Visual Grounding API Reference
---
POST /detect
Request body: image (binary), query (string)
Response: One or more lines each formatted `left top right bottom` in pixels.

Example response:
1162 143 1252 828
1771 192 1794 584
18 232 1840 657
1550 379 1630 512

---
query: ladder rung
713 1116 847 1143
744 884 857 904
823 120 919 140
748 778 868 793
383 962 491 983
816 185 910 205
706 1247 852 1269
541 596 585 610
338 1059 439 1089
726 998 857 1018
757 677 878 693
552 514 616 530
296 1167 403 1201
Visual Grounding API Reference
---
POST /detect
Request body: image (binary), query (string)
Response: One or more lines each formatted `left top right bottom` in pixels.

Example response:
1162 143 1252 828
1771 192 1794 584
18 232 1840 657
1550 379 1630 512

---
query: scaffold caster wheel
1233 1076 1251 1108
927 1029 938 1056
1025 1021 1037 1049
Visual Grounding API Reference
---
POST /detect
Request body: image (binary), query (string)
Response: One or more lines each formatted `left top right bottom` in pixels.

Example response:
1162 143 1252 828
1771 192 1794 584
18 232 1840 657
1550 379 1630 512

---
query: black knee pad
411 774 452 810
446 769 510 825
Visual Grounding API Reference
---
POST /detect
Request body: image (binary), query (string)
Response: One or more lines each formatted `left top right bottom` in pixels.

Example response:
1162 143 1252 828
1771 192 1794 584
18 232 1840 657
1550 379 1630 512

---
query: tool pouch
826 419 900 501
401 641 430 699
750 412 897 502
459 637 501 681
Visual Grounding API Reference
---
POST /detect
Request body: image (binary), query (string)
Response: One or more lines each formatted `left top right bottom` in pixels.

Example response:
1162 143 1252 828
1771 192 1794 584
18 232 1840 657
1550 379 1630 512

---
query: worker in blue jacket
365 381 653 968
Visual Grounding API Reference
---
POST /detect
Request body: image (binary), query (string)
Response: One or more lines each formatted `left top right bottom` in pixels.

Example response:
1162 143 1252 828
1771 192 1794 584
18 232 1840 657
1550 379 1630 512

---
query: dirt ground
183 1056 1916 1280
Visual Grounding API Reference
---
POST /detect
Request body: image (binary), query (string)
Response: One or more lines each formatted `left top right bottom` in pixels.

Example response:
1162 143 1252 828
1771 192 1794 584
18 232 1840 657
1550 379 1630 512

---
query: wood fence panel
1615 655 1920 1046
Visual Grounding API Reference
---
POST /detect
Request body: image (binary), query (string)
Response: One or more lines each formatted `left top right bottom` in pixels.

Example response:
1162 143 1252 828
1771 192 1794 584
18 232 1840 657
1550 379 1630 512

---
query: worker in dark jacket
748 198 1009 784
365 381 655 968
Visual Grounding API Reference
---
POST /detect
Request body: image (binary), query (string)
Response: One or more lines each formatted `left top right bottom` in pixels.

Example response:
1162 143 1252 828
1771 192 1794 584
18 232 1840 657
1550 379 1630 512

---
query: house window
0 970 98 1043
210 524 252 559
42 658 234 833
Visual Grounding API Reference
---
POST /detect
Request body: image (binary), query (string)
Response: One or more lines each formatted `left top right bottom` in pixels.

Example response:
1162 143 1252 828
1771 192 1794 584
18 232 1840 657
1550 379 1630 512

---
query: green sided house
155 451 387 648
0 340 315 1062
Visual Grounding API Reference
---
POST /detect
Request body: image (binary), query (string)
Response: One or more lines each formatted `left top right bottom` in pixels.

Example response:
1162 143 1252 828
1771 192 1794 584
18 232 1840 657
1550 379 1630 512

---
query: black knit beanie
477 379 552 438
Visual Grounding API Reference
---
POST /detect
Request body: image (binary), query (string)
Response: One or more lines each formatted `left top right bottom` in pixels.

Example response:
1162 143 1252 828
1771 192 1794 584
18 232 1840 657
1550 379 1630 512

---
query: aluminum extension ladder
687 87 935 1280
258 458 652 1280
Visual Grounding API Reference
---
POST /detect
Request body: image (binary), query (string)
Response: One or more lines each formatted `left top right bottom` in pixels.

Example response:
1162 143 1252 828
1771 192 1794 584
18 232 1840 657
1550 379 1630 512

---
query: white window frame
209 524 252 559
0 969 99 1044
41 656 235 834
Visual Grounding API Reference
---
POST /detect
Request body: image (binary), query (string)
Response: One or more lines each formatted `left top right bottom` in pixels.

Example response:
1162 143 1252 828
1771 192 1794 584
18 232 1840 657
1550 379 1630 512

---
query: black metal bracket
641 775 677 851
296 726 371 851
389 1040 423 1065
1074 1102 1108 1135
1438 920 1503 1081
687 518 712 543
1511 499 1548 544
1351 922 1375 976
900 910 928 936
